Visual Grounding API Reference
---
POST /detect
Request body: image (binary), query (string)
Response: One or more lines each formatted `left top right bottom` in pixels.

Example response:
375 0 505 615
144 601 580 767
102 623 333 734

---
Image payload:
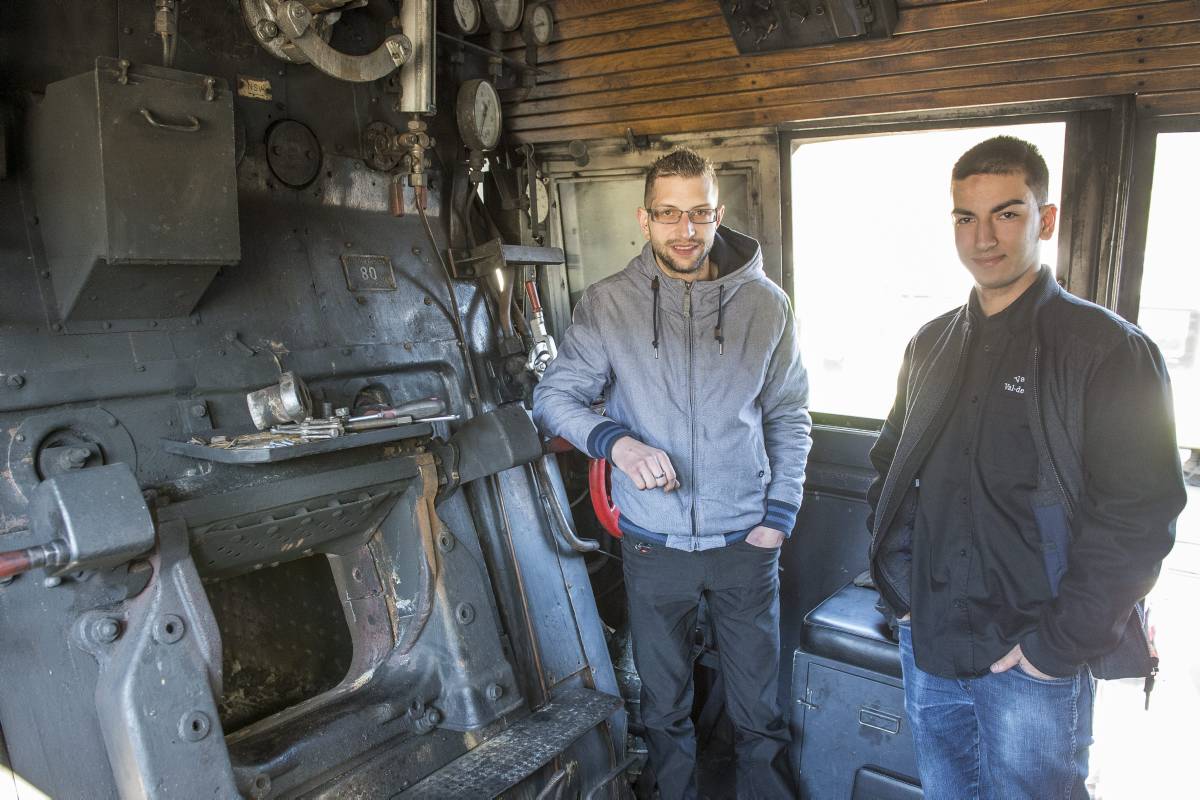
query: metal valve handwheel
589 458 622 539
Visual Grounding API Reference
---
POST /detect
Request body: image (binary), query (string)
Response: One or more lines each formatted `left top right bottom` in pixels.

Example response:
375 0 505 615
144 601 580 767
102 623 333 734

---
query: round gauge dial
452 0 481 35
456 79 503 151
526 178 550 224
523 3 554 46
481 0 524 33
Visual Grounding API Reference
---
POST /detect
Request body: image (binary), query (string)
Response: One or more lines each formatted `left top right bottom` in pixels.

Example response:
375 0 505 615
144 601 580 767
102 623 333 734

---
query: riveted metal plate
395 688 621 799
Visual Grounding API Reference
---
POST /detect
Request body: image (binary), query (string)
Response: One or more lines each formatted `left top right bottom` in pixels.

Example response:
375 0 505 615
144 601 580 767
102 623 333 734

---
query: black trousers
621 536 796 800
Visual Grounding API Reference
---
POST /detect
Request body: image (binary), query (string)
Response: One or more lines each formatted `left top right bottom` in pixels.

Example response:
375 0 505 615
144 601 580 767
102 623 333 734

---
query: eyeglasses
645 207 720 224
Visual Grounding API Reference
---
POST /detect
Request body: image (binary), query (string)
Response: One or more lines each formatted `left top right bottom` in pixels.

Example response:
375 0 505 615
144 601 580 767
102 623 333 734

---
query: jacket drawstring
715 284 725 355
651 276 660 359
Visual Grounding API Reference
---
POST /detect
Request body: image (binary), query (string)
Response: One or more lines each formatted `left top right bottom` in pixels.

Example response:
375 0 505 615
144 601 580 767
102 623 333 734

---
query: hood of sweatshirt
626 226 764 356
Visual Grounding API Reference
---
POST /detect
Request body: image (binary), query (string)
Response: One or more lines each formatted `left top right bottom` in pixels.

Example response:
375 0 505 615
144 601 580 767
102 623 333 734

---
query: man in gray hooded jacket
534 148 811 799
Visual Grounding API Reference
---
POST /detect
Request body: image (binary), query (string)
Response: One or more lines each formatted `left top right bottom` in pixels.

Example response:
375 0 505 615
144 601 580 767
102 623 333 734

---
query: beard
652 237 713 276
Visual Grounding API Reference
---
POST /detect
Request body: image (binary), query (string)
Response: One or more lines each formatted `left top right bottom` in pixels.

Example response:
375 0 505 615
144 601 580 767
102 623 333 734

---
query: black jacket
867 267 1186 676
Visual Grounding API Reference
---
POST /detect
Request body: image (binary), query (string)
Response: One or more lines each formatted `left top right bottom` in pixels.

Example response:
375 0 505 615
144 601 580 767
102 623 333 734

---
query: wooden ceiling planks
510 16 1200 121
510 2 1200 103
1137 87 1200 114
504 0 1200 143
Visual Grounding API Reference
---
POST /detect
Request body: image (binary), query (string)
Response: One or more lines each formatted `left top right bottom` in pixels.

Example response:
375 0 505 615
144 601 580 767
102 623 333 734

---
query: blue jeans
898 622 1095 800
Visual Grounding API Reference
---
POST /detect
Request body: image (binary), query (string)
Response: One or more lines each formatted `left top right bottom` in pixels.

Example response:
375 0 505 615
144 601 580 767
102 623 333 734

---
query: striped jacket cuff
762 499 800 538
586 420 634 460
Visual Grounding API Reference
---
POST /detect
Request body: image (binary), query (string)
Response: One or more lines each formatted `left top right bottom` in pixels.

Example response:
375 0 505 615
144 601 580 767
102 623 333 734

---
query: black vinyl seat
800 582 902 679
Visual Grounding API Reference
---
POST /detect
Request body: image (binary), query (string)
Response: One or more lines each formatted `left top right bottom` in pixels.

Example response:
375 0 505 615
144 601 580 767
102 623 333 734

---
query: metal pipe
0 539 70 579
418 201 484 415
534 767 570 800
583 753 640 800
399 0 434 115
534 458 600 553
154 0 178 68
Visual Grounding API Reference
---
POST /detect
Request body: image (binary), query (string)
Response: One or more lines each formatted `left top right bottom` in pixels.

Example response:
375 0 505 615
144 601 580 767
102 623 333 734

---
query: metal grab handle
139 107 200 132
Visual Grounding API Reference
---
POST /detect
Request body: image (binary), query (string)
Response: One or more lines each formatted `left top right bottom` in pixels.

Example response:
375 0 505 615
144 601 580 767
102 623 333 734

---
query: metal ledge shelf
160 422 434 464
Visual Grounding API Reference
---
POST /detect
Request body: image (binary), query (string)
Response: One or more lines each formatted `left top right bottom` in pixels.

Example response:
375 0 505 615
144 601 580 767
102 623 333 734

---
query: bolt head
191 403 208 418
7 375 25 388
385 35 412 66
92 617 121 643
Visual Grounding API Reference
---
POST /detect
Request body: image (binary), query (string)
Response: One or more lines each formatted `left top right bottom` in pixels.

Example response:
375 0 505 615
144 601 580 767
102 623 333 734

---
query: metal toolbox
790 582 923 798
27 57 239 321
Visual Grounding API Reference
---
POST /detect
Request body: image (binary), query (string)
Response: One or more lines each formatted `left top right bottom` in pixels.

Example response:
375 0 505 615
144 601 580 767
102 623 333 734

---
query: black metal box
790 582 922 798
27 57 239 321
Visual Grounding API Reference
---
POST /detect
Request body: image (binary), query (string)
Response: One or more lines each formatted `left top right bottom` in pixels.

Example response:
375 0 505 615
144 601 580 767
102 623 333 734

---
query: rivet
179 710 211 741
152 614 186 644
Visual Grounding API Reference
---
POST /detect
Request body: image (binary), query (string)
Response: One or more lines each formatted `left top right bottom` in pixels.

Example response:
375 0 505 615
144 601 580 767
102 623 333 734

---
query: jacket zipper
873 321 969 609
1030 346 1075 517
684 282 697 536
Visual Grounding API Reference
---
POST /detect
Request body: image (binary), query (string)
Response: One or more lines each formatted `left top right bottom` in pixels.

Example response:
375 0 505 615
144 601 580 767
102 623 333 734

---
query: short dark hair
644 148 715 206
952 136 1050 204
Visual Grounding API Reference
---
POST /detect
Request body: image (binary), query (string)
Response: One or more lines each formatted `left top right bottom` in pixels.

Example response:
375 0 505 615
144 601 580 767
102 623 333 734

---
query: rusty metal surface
205 555 353 732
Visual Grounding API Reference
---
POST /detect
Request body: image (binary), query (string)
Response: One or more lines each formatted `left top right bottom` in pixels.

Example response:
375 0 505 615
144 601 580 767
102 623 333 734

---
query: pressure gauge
526 178 550 224
481 0 524 33
456 79 503 151
450 0 481 35
523 3 554 46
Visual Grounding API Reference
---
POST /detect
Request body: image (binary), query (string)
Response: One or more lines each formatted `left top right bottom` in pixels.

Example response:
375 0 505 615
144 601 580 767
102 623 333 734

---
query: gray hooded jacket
533 227 812 550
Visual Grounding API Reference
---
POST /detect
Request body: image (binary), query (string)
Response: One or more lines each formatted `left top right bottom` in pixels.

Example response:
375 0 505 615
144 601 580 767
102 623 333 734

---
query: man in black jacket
867 136 1186 799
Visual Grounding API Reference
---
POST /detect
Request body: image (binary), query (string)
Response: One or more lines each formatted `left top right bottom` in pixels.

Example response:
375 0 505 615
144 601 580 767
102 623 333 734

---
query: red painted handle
0 550 33 579
525 279 543 314
589 458 622 538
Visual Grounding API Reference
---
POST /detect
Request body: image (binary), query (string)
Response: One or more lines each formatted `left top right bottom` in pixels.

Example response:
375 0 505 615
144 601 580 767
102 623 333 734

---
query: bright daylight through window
791 123 1065 420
